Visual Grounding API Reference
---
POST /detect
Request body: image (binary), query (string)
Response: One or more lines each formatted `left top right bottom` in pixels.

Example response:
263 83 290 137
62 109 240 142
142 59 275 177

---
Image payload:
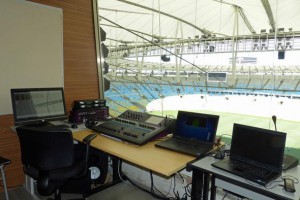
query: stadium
91 0 300 199
99 0 300 159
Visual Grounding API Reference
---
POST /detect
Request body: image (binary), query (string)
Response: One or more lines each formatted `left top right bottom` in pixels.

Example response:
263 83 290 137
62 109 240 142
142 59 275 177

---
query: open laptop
212 123 286 186
155 111 219 157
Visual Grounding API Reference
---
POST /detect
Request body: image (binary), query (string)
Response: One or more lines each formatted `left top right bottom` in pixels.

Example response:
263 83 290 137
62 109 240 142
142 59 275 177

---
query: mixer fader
90 110 176 145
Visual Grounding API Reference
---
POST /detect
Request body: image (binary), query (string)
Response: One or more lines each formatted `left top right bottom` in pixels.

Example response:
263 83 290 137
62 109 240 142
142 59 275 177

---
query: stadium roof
98 0 300 47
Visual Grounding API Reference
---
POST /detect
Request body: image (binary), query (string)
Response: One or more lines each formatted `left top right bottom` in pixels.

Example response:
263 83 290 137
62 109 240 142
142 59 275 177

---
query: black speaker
161 54 170 62
103 61 109 74
88 147 109 185
278 51 285 59
104 77 110 91
100 27 106 41
101 43 109 58
62 146 108 194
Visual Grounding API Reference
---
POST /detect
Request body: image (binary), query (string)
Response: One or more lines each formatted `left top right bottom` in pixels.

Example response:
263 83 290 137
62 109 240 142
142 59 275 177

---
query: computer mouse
71 124 78 129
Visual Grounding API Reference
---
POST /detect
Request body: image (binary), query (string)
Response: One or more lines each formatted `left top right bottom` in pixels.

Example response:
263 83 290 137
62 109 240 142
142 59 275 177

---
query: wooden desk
73 130 195 177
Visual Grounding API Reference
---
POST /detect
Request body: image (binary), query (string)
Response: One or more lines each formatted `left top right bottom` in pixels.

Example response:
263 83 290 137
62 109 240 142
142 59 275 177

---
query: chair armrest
83 133 97 144
81 133 98 176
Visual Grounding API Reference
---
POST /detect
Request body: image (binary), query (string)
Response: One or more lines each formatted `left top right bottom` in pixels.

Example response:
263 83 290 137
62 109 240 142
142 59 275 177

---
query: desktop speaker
62 146 108 194
282 154 299 171
88 147 109 185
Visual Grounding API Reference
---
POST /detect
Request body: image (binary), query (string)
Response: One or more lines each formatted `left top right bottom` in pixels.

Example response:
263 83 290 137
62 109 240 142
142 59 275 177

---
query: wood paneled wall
0 0 99 191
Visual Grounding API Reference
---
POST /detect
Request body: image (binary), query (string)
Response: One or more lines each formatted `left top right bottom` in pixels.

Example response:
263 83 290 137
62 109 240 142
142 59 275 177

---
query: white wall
0 0 63 114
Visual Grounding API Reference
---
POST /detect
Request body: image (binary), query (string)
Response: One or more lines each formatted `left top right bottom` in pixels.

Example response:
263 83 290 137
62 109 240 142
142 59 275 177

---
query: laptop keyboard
231 160 271 178
168 138 206 147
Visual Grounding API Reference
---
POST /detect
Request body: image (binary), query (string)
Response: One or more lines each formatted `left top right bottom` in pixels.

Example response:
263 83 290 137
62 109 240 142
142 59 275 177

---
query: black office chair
16 126 97 200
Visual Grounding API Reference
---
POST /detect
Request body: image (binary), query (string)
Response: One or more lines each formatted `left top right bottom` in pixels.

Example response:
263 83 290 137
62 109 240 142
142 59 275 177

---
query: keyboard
231 160 271 178
30 123 71 129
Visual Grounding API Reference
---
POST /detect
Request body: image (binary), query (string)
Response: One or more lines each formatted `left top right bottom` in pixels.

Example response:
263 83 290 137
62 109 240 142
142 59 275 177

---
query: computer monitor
11 87 67 126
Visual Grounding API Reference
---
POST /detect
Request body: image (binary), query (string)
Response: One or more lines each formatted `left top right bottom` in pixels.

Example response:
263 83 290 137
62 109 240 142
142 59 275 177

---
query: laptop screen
230 123 286 171
175 111 219 143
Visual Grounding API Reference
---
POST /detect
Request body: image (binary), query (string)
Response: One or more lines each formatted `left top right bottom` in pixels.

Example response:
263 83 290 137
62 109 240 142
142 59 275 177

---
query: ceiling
98 0 300 47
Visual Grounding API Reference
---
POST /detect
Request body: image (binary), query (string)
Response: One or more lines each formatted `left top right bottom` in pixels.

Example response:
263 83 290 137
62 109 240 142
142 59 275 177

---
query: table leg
210 175 216 200
203 173 210 200
191 169 204 200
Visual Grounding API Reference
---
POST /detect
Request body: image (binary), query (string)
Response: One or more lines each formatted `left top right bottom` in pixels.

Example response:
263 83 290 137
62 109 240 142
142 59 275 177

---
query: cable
123 168 173 200
282 175 299 184
118 160 172 199
120 164 190 200
126 175 168 200
150 171 173 199
117 159 126 182
176 172 185 184
184 182 191 197
221 191 228 200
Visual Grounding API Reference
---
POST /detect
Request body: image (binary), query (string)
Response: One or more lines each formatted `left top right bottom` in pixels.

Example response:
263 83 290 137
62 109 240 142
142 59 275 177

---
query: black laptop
155 111 219 157
211 123 286 186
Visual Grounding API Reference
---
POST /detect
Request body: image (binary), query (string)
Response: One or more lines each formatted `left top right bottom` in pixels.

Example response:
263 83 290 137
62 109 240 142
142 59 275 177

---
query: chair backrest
16 126 75 171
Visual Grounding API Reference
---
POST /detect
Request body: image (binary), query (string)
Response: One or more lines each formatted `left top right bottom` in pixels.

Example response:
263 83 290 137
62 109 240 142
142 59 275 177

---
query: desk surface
190 156 300 200
73 130 195 177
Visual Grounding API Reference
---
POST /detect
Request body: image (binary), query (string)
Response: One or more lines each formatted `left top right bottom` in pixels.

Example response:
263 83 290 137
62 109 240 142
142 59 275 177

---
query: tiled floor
1 180 239 200
1 181 160 200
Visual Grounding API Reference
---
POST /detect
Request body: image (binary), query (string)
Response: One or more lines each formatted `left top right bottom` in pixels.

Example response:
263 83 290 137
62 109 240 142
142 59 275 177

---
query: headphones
85 120 98 129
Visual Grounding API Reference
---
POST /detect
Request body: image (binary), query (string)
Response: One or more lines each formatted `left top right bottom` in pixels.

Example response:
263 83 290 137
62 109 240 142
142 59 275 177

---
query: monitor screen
11 88 67 125
175 111 219 143
230 123 286 171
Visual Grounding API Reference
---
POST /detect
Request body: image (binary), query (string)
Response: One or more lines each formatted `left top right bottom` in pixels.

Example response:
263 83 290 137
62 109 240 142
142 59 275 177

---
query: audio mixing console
90 110 176 145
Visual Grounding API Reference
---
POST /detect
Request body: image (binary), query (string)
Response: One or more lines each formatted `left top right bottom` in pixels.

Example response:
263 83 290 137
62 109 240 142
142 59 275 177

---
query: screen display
11 88 67 125
230 123 286 170
175 111 219 142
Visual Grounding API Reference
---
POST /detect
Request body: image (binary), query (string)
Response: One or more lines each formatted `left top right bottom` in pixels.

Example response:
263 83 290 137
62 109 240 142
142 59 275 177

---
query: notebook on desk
212 123 286 186
155 111 219 157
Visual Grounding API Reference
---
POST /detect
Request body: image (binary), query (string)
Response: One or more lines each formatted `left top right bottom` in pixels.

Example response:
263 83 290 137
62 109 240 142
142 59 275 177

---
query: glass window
96 0 300 158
